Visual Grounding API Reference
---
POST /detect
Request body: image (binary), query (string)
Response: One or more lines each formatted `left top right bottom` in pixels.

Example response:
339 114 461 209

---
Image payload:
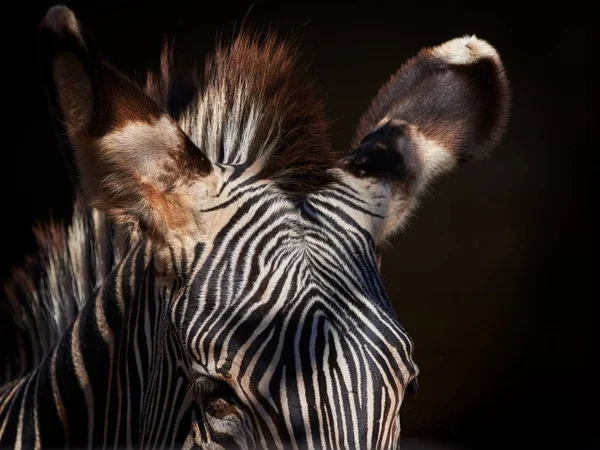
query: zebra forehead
183 288 415 382
145 30 342 197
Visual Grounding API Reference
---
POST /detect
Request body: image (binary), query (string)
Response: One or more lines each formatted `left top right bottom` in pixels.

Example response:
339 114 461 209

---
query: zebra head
37 5 510 449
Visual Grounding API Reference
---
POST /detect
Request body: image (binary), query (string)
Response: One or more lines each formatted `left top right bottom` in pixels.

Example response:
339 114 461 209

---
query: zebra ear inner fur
37 6 215 241
343 35 510 242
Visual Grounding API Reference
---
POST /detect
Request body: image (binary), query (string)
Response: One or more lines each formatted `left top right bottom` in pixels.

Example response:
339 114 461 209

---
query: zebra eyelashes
192 376 240 420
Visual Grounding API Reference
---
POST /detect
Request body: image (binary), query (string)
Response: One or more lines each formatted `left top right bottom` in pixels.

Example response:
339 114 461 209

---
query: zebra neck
0 241 193 448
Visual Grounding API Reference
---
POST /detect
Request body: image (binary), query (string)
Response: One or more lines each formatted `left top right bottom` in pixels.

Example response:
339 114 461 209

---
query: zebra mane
0 198 136 385
144 30 342 197
0 29 339 386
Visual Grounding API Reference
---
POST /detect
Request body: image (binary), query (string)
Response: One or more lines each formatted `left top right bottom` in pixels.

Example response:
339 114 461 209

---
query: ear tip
39 5 81 38
430 35 502 66
431 34 511 158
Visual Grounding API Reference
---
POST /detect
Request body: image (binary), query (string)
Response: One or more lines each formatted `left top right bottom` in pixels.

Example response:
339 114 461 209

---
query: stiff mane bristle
145 30 342 197
1 200 135 385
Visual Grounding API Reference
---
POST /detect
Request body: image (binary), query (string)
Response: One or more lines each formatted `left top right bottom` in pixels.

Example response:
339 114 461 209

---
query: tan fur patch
142 183 196 238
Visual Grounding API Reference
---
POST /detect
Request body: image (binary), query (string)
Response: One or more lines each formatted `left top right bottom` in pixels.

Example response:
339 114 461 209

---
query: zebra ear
342 36 510 242
37 6 215 241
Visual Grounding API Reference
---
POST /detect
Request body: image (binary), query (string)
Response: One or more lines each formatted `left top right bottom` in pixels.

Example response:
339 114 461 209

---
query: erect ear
341 35 510 243
37 6 215 242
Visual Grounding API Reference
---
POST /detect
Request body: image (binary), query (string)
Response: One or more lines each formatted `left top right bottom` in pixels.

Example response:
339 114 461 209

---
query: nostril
406 377 419 398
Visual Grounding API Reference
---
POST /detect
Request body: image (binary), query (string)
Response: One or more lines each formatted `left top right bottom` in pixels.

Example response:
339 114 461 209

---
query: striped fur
0 180 418 448
1 199 135 386
145 34 340 198
0 5 510 449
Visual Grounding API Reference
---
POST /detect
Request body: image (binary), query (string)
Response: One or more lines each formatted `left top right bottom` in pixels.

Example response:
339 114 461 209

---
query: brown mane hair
145 31 342 198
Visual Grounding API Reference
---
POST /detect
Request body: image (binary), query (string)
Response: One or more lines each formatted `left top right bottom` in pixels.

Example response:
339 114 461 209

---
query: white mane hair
1 199 136 385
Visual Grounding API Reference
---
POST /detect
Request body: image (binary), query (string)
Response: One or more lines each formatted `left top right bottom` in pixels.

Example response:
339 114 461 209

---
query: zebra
0 5 510 449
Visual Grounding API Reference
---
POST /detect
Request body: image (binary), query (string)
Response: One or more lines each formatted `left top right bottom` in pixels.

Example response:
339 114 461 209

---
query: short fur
353 35 510 162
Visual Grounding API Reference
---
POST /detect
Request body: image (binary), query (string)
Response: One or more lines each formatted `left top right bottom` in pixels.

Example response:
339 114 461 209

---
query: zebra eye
192 377 239 420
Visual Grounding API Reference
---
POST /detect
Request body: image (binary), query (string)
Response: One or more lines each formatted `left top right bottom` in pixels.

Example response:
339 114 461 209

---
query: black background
4 2 594 449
